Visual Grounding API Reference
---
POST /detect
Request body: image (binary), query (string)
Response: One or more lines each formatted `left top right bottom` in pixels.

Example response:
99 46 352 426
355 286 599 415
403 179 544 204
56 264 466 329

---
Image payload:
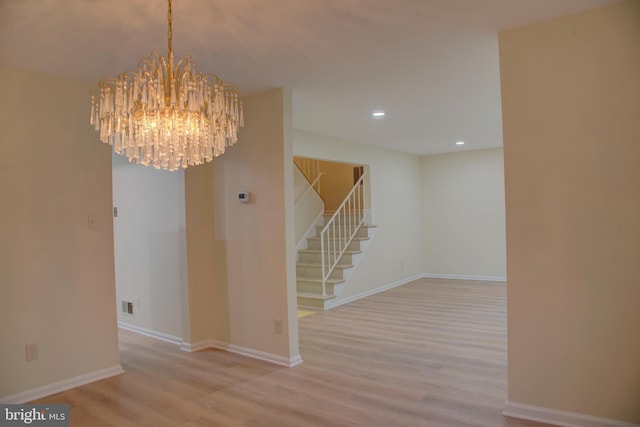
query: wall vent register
121 300 134 316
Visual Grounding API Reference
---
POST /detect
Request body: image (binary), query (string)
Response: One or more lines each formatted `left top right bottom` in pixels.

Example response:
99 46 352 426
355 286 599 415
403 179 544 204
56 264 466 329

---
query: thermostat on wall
238 191 250 203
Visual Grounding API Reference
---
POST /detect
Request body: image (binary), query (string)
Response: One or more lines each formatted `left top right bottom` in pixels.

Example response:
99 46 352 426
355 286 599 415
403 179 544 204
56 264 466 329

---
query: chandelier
90 0 244 171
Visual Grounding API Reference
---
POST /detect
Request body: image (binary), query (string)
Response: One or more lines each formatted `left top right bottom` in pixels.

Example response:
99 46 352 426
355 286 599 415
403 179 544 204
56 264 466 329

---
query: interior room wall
112 156 186 340
500 0 640 423
293 129 424 300
0 65 120 400
185 88 299 363
184 161 222 345
420 148 506 279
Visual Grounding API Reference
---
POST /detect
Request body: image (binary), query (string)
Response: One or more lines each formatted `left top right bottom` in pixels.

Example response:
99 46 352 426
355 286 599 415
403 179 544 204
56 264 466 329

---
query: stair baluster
319 172 367 297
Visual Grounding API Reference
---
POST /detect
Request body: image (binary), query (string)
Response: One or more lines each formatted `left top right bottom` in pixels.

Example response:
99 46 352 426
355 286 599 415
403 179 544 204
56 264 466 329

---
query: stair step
298 249 362 255
313 225 373 233
315 226 373 238
296 261 351 280
316 223 376 229
297 292 337 301
298 249 360 265
297 277 345 285
297 292 338 309
305 237 367 251
323 212 364 217
296 262 354 269
297 278 344 295
307 236 369 242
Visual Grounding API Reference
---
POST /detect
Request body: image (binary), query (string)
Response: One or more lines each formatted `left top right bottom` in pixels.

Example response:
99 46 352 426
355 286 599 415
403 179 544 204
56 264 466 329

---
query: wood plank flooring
34 278 551 426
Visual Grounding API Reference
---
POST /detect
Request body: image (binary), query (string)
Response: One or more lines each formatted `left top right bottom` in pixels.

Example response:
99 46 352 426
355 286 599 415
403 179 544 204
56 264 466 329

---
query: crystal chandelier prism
90 0 244 171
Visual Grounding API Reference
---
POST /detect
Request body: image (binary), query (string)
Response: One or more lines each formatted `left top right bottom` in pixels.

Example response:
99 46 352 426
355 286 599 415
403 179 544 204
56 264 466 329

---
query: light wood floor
34 278 552 426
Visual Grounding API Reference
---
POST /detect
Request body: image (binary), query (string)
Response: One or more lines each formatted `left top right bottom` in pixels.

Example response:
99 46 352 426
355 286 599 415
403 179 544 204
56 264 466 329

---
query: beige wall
318 160 358 211
112 156 186 339
294 129 424 299
185 89 299 361
184 162 224 344
421 148 506 279
0 65 120 398
500 0 640 423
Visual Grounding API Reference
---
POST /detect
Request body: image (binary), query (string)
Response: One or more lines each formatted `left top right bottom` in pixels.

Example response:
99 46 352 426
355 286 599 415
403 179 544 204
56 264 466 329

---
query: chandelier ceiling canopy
90 0 244 171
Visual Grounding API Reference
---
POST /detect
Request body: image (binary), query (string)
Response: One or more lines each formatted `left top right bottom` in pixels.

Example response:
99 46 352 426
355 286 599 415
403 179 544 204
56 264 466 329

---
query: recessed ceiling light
372 111 385 117
456 141 465 146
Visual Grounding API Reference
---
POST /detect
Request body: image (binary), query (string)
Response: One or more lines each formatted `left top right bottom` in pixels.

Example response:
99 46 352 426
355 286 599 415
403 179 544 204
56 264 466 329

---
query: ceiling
0 0 619 155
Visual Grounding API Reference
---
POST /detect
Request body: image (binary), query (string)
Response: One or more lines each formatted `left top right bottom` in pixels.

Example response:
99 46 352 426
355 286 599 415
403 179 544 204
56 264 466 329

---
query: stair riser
296 282 339 294
322 213 366 223
306 239 363 251
315 227 371 238
298 252 354 264
297 296 328 310
296 265 349 280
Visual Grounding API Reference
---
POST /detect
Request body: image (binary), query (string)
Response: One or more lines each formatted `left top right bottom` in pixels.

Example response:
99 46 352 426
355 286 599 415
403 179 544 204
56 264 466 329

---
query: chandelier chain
167 0 173 57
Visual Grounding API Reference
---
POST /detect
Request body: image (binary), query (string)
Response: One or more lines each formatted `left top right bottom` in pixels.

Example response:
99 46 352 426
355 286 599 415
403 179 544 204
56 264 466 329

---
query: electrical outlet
274 319 282 334
134 298 141 308
25 343 38 362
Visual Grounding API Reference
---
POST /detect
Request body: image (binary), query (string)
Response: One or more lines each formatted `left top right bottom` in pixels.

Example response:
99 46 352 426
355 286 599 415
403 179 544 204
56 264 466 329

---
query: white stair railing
294 171 325 208
320 172 367 296
294 158 322 193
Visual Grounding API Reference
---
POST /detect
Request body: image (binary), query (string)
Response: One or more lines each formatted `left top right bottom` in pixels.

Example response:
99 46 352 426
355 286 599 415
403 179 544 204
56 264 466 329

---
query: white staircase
293 159 376 310
296 214 376 310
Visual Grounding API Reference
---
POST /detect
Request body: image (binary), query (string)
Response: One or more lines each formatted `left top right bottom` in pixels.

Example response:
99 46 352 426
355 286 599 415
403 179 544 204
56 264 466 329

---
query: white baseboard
180 339 214 353
422 273 506 282
0 365 124 404
181 339 303 368
225 344 303 368
503 401 640 427
118 321 182 345
331 274 424 308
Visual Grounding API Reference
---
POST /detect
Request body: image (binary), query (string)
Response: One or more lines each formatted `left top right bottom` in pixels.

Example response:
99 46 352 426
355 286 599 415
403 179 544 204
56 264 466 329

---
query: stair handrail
320 172 367 296
294 171 325 208
294 158 321 191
